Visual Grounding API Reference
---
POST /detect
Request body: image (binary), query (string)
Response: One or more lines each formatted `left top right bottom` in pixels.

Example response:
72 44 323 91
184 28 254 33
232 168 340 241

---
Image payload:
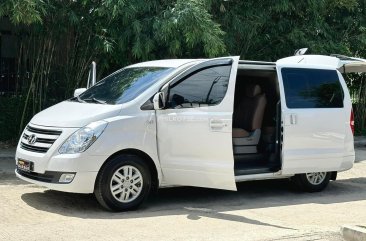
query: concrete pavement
0 146 366 241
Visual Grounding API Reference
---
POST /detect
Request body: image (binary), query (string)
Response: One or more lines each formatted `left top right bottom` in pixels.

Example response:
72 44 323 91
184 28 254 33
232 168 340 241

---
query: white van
15 53 364 211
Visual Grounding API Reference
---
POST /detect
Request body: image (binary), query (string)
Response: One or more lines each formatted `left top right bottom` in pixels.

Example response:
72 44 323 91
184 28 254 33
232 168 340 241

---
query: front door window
167 65 231 109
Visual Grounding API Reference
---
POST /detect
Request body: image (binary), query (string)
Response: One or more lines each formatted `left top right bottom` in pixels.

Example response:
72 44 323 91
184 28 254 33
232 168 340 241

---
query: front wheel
94 154 152 211
291 172 331 192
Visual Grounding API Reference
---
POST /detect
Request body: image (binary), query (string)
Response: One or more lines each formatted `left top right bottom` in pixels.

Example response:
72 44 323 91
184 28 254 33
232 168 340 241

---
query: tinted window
75 67 173 105
168 65 231 108
281 68 344 108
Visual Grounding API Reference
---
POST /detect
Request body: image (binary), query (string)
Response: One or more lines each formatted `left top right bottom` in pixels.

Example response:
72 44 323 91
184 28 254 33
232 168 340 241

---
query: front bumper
15 123 111 193
15 169 98 193
15 148 107 194
16 168 76 183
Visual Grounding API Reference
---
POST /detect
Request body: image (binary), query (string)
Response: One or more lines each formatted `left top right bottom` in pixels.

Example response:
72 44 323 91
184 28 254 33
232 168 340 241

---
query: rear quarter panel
337 71 355 171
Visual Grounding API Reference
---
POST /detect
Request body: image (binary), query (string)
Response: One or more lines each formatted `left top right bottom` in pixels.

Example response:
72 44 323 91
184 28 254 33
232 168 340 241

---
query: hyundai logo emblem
28 134 37 145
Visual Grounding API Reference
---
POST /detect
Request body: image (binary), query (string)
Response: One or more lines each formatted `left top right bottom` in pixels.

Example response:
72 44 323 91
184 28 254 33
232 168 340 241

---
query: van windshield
74 67 174 105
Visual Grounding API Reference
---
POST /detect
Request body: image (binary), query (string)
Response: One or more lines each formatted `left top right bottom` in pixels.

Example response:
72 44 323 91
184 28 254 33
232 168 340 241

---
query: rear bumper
15 169 98 193
339 155 356 172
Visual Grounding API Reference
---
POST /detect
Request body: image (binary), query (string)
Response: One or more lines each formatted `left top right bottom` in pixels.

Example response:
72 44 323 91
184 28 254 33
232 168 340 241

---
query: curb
355 141 366 148
341 225 366 241
354 136 366 148
0 148 16 159
0 154 15 158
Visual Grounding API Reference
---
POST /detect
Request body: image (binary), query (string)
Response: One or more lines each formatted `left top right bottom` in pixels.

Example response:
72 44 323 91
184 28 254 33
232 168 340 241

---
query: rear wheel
94 154 152 211
291 172 331 192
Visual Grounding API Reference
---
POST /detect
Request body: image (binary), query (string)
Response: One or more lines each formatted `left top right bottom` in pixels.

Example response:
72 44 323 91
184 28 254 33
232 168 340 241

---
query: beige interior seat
232 84 267 153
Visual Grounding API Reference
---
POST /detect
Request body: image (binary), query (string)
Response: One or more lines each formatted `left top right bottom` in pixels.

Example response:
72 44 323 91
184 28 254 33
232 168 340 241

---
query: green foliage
0 0 45 25
155 0 226 57
0 96 28 141
208 0 362 60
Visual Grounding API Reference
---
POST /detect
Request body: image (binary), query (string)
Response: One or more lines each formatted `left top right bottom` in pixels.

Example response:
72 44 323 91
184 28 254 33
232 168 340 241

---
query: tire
94 154 152 211
291 172 331 192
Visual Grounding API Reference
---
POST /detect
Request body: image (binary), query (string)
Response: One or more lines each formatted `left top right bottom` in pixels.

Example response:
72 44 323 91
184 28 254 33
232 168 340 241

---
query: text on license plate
17 159 33 172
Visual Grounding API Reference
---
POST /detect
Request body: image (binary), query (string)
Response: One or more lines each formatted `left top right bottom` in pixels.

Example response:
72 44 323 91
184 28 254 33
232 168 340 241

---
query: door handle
209 119 227 129
290 114 297 125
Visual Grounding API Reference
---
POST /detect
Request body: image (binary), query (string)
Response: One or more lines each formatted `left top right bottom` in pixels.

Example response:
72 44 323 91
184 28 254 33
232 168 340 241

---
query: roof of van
127 59 203 68
126 55 366 73
127 58 278 70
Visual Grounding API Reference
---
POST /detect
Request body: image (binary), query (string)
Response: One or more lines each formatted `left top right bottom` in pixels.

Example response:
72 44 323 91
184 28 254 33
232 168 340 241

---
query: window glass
281 68 344 108
168 65 231 108
75 67 174 105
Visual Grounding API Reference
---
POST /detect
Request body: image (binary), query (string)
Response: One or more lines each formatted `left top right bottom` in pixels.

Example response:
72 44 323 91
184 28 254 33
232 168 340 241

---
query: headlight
59 121 108 154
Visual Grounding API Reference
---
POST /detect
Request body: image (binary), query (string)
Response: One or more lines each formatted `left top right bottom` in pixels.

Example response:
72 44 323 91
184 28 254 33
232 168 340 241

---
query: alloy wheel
305 172 327 185
110 165 143 203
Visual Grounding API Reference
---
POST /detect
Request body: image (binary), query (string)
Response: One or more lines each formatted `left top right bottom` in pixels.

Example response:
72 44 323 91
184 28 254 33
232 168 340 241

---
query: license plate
17 159 33 172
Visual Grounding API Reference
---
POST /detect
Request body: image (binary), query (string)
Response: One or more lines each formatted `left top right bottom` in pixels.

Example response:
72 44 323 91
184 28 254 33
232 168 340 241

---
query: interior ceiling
237 69 276 78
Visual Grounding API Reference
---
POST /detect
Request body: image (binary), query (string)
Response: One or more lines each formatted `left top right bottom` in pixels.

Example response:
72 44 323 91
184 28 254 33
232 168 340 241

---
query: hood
30 101 122 128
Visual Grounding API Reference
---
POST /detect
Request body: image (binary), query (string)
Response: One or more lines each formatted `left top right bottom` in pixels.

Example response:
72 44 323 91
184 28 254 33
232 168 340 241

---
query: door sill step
235 172 290 182
235 167 272 176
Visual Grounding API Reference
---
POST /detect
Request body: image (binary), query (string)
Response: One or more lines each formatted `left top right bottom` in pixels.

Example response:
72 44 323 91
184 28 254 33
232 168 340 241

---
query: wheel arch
95 148 160 193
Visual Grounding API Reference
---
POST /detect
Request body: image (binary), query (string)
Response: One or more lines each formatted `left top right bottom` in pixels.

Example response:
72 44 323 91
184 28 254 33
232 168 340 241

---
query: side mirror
153 92 165 110
74 88 87 97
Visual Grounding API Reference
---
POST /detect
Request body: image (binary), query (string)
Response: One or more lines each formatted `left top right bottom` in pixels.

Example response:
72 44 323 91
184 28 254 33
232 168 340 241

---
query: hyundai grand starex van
16 53 365 211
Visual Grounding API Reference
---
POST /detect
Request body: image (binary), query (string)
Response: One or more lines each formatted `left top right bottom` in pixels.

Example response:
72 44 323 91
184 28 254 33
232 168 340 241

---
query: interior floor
233 67 281 176
234 154 281 175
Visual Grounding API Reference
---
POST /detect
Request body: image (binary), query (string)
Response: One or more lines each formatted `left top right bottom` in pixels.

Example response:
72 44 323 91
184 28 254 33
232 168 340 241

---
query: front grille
20 125 62 154
20 143 50 153
23 134 56 144
26 125 62 135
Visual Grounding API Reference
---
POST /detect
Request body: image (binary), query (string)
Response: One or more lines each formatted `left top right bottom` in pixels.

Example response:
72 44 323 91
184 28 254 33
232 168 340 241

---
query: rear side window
168 65 231 108
281 68 344 108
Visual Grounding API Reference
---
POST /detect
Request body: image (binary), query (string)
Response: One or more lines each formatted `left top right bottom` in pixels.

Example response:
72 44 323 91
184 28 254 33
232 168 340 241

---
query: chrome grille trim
26 125 62 136
23 133 57 144
20 143 49 153
20 125 62 153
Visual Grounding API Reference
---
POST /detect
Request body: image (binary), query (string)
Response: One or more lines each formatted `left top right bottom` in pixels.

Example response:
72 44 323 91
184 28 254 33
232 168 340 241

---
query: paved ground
0 147 366 241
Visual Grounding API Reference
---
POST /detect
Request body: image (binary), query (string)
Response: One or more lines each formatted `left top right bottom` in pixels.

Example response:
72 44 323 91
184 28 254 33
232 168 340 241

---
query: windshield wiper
83 97 107 104
77 95 86 103
70 95 86 103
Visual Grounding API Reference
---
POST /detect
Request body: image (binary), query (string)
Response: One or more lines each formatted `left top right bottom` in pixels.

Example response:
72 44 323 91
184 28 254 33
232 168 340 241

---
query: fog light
59 173 75 183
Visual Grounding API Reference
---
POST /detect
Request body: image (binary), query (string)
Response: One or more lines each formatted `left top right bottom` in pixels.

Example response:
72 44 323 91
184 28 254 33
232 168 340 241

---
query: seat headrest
245 84 262 97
